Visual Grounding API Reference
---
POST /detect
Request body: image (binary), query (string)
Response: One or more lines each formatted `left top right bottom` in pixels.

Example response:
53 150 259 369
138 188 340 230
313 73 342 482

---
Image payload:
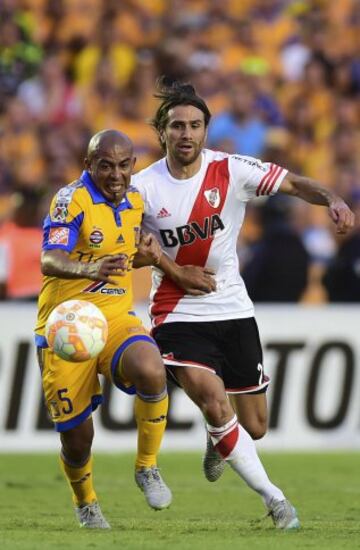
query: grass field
0 452 359 549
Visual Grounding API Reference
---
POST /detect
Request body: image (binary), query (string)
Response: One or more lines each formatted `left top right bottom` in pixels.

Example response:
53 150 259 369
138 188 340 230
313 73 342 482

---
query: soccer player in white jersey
132 78 354 529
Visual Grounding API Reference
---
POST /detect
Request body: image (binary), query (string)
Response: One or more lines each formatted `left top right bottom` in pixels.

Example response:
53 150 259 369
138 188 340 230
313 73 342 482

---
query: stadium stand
0 0 359 301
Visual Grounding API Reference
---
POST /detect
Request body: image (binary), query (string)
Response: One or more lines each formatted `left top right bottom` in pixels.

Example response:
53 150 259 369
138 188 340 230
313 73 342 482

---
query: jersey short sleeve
228 155 288 201
42 184 85 252
127 185 145 215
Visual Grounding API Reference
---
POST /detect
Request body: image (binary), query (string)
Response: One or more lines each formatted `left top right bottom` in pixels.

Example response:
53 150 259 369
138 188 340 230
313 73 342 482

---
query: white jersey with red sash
133 149 287 327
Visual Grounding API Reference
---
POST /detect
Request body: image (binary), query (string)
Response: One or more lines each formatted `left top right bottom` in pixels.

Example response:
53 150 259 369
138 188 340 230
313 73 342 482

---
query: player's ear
204 125 208 142
131 156 137 172
84 157 90 170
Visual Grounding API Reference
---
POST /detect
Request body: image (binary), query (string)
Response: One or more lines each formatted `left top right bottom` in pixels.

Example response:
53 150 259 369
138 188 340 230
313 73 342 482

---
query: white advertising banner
0 303 359 452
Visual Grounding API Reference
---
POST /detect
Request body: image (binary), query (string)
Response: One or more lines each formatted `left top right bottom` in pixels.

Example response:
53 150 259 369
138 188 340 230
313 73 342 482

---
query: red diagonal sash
151 158 230 326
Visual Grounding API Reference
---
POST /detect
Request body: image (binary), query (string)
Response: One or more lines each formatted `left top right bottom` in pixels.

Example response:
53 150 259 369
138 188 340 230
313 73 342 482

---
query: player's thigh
174 366 233 421
222 318 269 394
40 347 101 432
121 339 165 385
98 313 160 392
220 318 269 438
153 321 224 386
154 321 233 421
229 392 268 439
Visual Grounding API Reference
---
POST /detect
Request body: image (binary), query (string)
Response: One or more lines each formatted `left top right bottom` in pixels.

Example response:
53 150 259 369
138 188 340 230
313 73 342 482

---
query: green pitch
0 452 359 549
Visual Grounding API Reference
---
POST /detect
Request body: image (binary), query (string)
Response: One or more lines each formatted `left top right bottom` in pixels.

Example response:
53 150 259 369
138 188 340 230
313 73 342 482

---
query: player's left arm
279 172 355 234
132 233 216 294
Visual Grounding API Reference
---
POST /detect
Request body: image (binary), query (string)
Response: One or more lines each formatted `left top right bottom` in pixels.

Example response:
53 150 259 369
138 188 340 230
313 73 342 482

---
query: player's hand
84 254 128 284
328 199 355 234
173 265 217 295
134 233 163 267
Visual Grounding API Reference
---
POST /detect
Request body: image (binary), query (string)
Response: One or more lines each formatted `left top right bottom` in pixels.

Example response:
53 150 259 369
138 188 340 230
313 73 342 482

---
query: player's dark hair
151 76 211 150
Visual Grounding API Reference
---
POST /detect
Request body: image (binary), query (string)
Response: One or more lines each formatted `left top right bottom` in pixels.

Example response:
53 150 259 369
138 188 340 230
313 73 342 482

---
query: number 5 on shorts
58 388 73 415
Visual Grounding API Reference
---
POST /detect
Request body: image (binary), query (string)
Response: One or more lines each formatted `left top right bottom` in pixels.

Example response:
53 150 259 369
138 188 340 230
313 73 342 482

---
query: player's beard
173 141 203 167
105 182 127 205
113 191 124 206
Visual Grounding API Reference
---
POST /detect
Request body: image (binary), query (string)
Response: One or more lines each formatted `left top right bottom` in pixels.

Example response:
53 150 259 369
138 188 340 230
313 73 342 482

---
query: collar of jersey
81 170 133 211
163 151 205 185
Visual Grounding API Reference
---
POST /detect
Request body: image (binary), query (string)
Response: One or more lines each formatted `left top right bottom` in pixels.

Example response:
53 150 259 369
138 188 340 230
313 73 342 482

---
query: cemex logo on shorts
83 281 126 295
48 227 70 245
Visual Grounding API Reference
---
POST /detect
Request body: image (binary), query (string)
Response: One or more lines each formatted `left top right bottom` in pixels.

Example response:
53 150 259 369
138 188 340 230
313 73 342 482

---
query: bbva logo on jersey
159 214 225 247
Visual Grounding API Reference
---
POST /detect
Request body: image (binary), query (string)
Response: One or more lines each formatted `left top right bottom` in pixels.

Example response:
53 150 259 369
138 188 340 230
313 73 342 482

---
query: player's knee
134 359 166 389
60 424 94 462
243 419 267 440
199 392 231 425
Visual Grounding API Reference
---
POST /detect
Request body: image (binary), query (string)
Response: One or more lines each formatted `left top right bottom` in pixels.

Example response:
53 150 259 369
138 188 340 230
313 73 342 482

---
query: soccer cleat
267 498 300 530
203 433 226 482
75 501 111 529
135 466 172 510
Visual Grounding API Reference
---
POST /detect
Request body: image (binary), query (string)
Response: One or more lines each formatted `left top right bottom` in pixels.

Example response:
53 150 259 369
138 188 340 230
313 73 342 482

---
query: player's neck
166 154 202 180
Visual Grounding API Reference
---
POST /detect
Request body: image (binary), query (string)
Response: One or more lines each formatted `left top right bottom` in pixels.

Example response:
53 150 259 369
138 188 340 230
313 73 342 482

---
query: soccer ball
45 300 108 362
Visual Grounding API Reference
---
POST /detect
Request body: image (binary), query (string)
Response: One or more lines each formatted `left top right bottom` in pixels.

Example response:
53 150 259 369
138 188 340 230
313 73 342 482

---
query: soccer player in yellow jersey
35 130 171 528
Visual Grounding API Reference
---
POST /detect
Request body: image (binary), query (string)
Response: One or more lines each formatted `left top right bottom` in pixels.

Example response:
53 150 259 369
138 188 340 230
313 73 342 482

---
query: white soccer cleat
267 498 300 530
75 501 111 529
135 466 172 510
203 433 226 482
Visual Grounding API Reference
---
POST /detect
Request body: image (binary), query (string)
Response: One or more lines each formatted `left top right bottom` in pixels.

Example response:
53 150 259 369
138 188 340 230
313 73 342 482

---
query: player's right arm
279 172 354 234
41 184 127 284
229 155 355 233
41 249 127 285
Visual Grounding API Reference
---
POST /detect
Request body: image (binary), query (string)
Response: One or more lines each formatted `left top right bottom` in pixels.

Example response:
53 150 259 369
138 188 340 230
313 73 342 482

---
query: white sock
207 415 285 507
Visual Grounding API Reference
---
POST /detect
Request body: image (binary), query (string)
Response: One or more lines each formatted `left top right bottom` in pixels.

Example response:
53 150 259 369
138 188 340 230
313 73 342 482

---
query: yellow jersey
35 170 144 341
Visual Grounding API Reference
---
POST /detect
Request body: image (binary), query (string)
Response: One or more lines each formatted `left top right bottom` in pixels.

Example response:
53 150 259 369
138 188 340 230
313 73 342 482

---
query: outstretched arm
280 172 355 234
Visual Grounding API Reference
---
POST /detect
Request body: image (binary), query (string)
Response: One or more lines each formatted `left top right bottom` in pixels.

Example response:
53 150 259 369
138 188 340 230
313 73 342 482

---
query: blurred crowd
0 0 359 302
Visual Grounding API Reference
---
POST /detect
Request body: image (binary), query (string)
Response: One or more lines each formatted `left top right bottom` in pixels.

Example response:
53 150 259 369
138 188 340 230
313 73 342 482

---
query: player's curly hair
151 76 211 150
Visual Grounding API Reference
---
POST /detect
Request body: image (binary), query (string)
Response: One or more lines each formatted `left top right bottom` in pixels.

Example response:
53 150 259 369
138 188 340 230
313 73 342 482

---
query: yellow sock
134 393 168 470
60 453 97 506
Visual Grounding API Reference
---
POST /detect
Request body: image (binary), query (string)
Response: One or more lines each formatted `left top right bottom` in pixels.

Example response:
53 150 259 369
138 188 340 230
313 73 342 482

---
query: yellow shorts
36 313 156 432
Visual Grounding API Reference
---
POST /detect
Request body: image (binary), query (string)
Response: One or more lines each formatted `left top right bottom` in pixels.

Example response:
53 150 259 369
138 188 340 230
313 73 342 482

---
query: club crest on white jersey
204 187 220 208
